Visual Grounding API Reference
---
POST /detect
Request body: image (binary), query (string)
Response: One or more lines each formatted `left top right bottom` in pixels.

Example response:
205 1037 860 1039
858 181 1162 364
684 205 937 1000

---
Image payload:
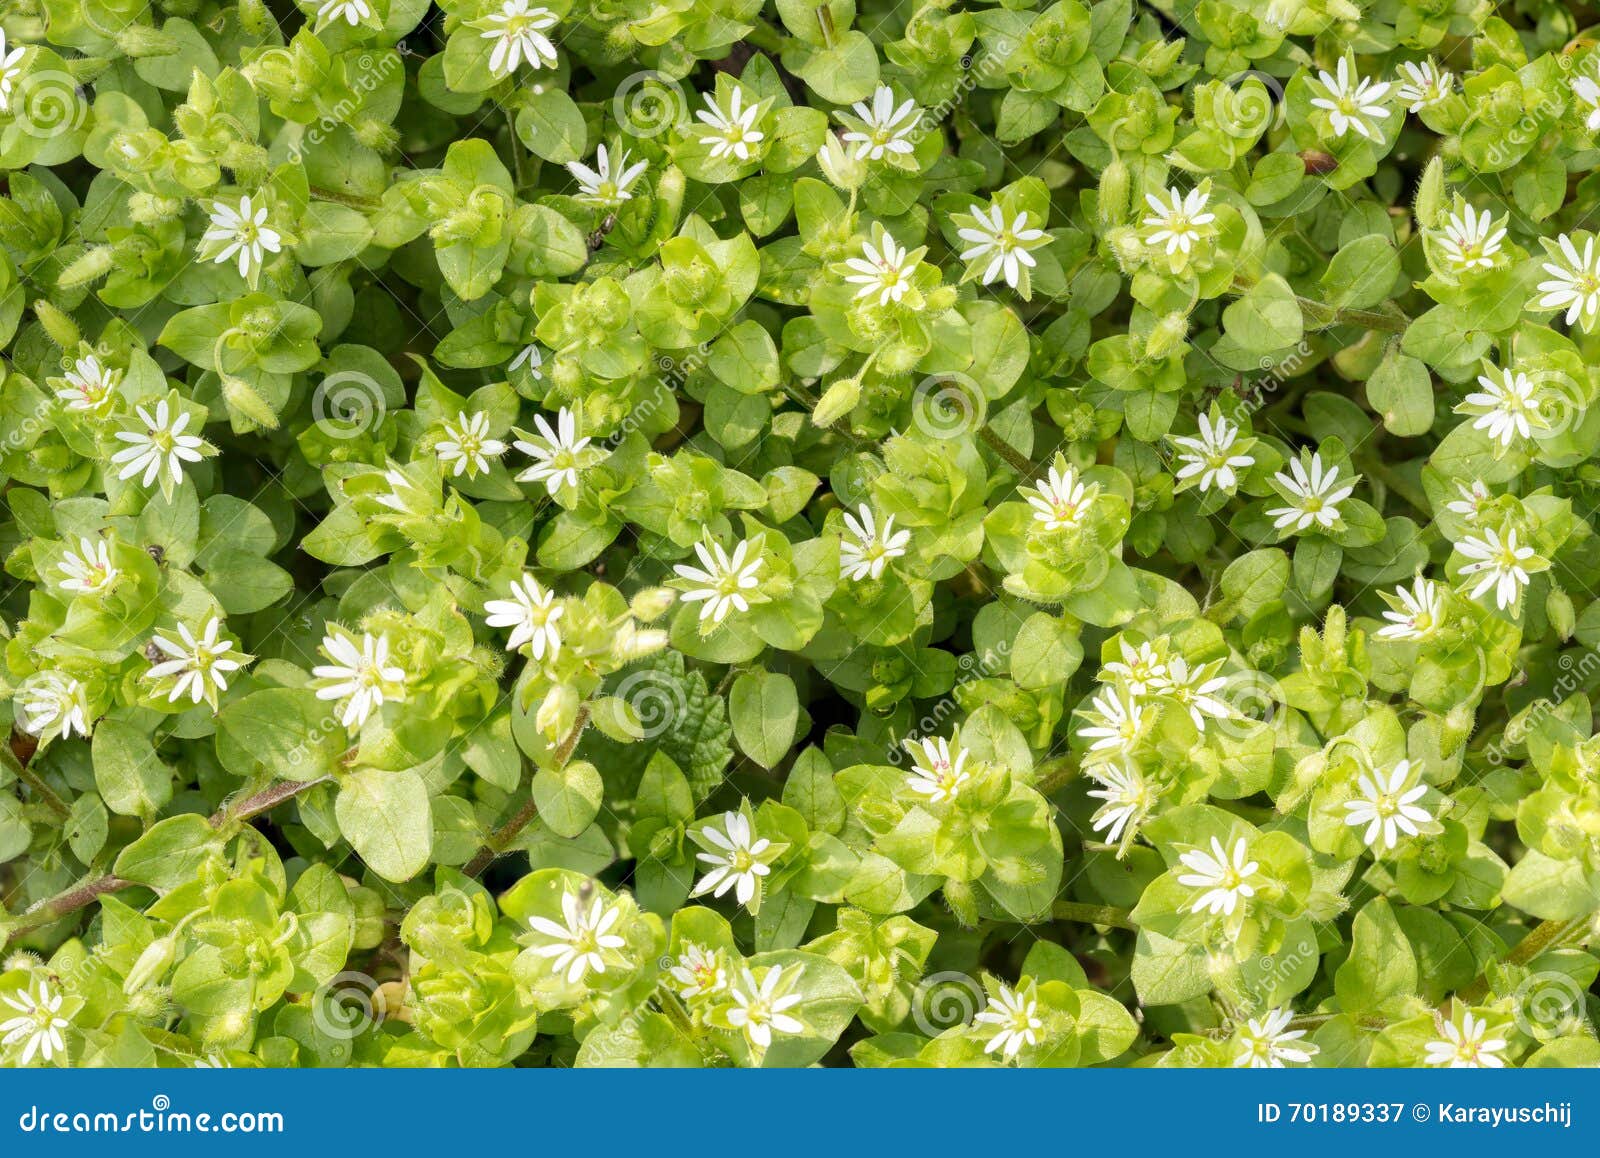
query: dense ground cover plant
2 0 1600 1070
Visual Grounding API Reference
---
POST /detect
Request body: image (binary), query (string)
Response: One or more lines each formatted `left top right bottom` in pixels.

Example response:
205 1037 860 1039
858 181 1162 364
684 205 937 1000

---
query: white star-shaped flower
0 31 26 114
1086 762 1153 846
526 890 626 985
435 410 507 478
1171 412 1253 492
840 504 910 581
1309 57 1392 140
19 672 92 743
843 231 918 306
726 966 805 1051
958 203 1046 289
974 983 1042 1061
1457 525 1536 611
312 630 408 729
1573 73 1600 132
1158 657 1231 732
1078 688 1145 755
1177 836 1260 917
316 0 372 26
1537 233 1600 327
1104 639 1168 696
1375 576 1445 641
1457 366 1546 448
477 0 558 77
110 399 209 491
1424 1011 1508 1069
1394 59 1452 112
839 85 920 161
690 811 774 910
1233 1008 1318 1068
672 538 764 625
1141 186 1215 256
1 981 69 1066
1444 479 1492 521
201 194 282 281
483 573 563 660
147 616 245 708
1343 759 1432 851
56 354 121 414
668 943 728 1001
513 408 594 496
1021 462 1098 531
1436 204 1506 273
508 343 543 377
696 88 764 162
1267 452 1355 533
903 736 972 804
56 536 118 595
566 144 648 207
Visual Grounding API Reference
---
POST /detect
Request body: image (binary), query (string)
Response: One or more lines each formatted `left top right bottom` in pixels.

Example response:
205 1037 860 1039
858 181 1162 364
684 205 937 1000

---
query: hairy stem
1051 901 1137 931
464 706 592 877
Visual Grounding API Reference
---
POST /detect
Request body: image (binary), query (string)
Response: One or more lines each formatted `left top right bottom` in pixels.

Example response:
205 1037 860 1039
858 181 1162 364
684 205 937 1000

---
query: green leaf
730 670 799 769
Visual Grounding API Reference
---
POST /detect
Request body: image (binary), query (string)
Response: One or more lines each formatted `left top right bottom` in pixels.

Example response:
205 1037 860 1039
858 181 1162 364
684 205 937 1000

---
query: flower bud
811 377 860 427
815 134 866 190
128 192 183 225
1547 587 1576 641
32 301 81 350
57 246 117 290
629 587 677 622
124 935 178 994
1414 155 1445 231
1098 157 1130 226
1145 311 1189 359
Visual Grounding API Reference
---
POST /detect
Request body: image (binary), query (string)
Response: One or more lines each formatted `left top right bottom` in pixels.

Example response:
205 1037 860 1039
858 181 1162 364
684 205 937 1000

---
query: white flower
672 538 764 625
1394 59 1452 112
1343 759 1432 851
696 88 764 162
1078 688 1145 754
56 354 121 414
513 408 593 496
147 617 244 708
1573 73 1600 132
903 736 971 804
1267 453 1355 533
526 890 626 985
1 981 69 1066
312 630 407 729
0 32 26 114
1104 639 1167 696
1537 233 1600 327
843 231 918 306
435 410 507 477
110 400 208 491
1159 657 1231 732
20 673 92 742
1177 836 1260 917
1086 762 1153 846
567 145 648 207
483 574 563 660
840 85 920 161
1436 204 1505 272
56 536 118 595
1309 57 1392 140
192 1054 232 1068
668 943 728 1001
1021 462 1098 531
1171 412 1253 492
1458 366 1546 448
373 466 425 515
726 966 805 1051
1457 525 1536 611
1140 187 1215 256
840 504 909 581
508 343 543 377
974 983 1042 1060
1424 1011 1508 1069
316 0 372 26
957 203 1046 289
690 811 773 909
1375 577 1446 641
1445 479 1493 521
478 0 558 76
201 194 282 281
1233 1008 1317 1068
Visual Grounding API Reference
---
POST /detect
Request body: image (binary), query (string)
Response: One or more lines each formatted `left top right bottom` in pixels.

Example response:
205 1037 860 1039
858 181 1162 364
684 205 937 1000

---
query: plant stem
978 425 1039 477
1295 295 1410 334
1459 913 1596 1003
1051 901 1137 931
11 758 71 820
211 776 333 828
309 185 382 213
464 706 592 877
